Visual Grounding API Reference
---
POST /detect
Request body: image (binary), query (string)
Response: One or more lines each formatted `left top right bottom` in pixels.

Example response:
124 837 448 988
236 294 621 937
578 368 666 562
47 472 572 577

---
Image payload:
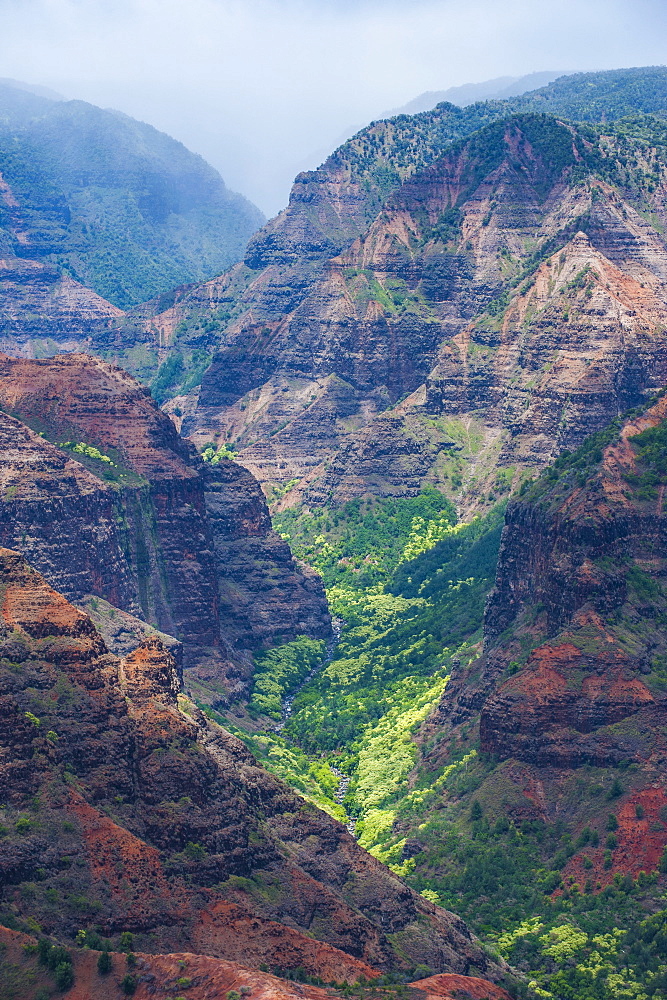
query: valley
2 64 667 1000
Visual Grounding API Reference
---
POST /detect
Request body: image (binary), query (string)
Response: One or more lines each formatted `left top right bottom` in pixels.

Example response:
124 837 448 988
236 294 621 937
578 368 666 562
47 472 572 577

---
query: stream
331 766 356 836
274 618 356 835
275 618 343 732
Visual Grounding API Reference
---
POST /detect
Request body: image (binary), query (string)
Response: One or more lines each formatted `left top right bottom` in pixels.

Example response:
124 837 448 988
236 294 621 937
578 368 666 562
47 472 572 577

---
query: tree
121 973 137 995
97 950 112 975
54 962 75 990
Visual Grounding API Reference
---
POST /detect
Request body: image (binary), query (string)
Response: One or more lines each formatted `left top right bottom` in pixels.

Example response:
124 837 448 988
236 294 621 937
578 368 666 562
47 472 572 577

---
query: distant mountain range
388 70 565 115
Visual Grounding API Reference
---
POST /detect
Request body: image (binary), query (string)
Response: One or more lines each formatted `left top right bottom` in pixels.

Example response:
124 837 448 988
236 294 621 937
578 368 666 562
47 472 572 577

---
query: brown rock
0 548 507 981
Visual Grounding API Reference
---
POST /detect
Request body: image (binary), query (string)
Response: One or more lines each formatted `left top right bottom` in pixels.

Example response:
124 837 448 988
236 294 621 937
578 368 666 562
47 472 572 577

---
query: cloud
0 0 665 214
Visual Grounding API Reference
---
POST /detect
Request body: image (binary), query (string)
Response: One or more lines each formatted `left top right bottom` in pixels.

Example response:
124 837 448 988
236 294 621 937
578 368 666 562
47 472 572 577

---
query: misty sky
1 0 666 216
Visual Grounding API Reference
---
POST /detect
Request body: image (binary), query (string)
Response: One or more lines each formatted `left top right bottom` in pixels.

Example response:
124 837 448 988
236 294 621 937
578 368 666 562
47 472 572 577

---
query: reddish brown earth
0 353 330 700
0 547 508 983
422 395 667 881
412 975 512 1000
0 925 510 1000
562 787 667 889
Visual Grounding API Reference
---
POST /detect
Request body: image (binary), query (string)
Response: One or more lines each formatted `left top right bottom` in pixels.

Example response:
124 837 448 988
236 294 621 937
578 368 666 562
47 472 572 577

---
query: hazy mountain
0 80 264 308
389 70 565 116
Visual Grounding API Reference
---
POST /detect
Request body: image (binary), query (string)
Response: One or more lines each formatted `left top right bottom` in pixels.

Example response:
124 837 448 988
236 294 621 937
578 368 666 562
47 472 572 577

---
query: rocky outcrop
0 354 330 698
0 548 509 983
0 925 511 1000
0 255 124 357
431 395 667 776
157 115 667 514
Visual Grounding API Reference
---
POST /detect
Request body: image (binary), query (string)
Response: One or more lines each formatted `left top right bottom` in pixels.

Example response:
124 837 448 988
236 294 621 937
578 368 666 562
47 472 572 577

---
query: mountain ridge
0 79 264 308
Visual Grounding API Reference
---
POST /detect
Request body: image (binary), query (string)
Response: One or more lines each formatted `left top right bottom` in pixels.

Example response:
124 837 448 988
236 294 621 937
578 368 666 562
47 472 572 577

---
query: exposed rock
0 255 124 356
79 594 182 663
428 395 667 841
0 548 508 982
0 354 330 697
0 925 511 1000
154 116 667 514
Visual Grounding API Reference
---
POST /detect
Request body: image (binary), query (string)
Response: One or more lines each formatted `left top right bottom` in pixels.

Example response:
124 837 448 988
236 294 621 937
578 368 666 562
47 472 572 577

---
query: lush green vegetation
241 415 667 998
201 441 238 463
250 497 505 830
626 415 667 498
248 636 326 718
332 67 667 224
281 507 503 755
274 489 456 590
0 82 263 308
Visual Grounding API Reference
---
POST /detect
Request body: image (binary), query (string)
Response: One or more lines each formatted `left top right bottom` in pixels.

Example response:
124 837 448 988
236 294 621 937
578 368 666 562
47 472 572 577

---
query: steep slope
0 354 330 700
0 79 263 310
169 114 667 514
478 395 667 775
134 67 667 406
0 547 511 987
424 392 667 785
0 929 513 1000
287 399 667 998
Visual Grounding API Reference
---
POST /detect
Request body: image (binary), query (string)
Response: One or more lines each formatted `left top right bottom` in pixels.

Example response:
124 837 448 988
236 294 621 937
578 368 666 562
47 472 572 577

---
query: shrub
37 938 52 966
182 842 206 861
608 778 624 799
54 961 75 990
97 949 112 974
607 813 619 831
121 973 137 994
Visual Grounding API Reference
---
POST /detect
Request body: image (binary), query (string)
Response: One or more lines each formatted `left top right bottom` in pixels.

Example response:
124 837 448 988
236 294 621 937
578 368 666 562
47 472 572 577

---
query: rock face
409 396 667 889
0 926 512 1000
0 255 125 357
427 395 667 810
149 114 667 514
0 548 508 983
475 396 667 769
0 354 330 698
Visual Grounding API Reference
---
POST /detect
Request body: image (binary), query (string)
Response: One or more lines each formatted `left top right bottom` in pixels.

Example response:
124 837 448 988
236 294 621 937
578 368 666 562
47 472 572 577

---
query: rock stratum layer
0 354 330 700
144 111 667 516
0 926 512 1000
0 548 509 987
2 71 667 517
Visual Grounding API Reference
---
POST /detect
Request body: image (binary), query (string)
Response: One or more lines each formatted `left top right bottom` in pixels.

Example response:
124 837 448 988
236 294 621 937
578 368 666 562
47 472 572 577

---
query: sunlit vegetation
248 636 326 718
200 441 237 463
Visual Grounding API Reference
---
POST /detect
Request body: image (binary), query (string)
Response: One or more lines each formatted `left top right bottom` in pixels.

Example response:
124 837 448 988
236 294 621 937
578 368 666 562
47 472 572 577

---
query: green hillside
0 82 264 307
323 65 667 226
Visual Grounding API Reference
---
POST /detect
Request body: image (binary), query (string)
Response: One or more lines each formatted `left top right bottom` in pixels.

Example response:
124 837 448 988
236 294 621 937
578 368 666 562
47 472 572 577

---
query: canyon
2 64 667 1000
0 354 330 704
0 546 508 991
153 108 667 519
